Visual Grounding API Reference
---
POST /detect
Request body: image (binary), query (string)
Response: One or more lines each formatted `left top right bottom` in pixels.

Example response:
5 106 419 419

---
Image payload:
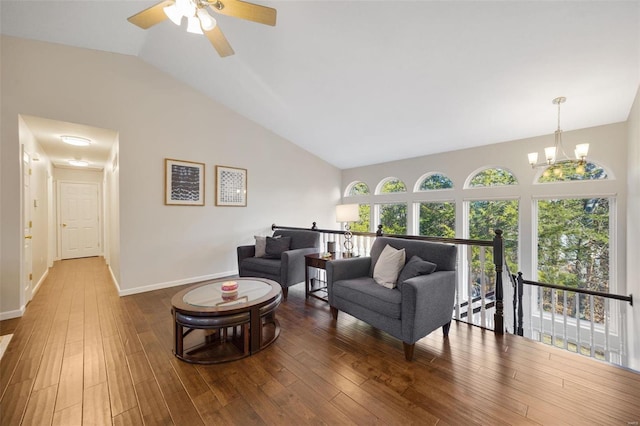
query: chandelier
528 97 589 176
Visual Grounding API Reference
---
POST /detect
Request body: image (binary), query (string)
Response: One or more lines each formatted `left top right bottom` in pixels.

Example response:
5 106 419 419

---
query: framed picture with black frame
165 158 205 206
215 165 247 207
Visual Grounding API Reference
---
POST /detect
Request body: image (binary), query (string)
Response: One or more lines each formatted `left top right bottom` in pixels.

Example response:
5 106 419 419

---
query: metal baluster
467 245 474 325
576 293 582 355
563 290 568 350
590 295 595 358
479 246 486 328
539 286 544 342
620 304 627 367
551 289 556 347
604 297 610 363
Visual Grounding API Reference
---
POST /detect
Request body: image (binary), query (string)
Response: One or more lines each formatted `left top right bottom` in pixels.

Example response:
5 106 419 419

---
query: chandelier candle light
528 97 589 176
336 204 360 257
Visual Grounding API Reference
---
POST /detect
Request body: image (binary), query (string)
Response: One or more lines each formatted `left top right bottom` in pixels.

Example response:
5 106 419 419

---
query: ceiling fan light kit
128 0 277 57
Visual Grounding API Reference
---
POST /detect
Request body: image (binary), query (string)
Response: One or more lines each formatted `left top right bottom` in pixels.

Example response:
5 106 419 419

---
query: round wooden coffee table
171 277 282 364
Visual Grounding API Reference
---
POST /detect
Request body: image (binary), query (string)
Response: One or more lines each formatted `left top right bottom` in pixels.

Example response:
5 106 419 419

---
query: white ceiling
21 115 118 171
2 1 639 169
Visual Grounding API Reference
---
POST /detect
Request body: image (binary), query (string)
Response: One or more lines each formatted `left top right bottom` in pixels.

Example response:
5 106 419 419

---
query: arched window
468 168 518 188
415 173 454 191
377 178 407 194
346 181 370 196
538 162 608 183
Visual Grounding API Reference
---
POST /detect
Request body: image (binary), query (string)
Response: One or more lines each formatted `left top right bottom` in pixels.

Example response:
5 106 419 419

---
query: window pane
380 179 407 193
378 203 407 234
348 182 370 196
469 168 517 187
418 202 455 238
538 162 608 183
537 198 610 323
350 204 370 233
418 174 453 190
468 199 519 297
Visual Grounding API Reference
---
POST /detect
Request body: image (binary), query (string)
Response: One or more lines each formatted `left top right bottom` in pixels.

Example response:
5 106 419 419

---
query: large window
378 203 407 234
468 199 519 297
418 202 455 238
537 197 611 323
350 204 371 233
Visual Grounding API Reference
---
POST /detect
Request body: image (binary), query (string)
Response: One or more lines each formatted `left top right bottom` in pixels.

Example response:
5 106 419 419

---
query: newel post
493 229 504 335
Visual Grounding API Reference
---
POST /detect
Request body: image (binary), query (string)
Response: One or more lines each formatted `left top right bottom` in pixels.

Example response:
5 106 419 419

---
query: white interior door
60 182 101 259
23 150 33 302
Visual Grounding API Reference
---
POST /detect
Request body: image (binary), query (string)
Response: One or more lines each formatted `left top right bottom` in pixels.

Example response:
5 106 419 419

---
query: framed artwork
165 158 205 206
215 165 247 207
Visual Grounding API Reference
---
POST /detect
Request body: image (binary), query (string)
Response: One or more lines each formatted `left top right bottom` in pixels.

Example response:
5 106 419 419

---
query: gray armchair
326 237 457 361
237 229 320 299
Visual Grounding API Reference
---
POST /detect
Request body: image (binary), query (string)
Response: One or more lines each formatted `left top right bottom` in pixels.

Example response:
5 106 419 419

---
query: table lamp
336 203 360 256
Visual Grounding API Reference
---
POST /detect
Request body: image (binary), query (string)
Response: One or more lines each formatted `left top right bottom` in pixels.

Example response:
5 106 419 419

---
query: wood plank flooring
1 257 639 425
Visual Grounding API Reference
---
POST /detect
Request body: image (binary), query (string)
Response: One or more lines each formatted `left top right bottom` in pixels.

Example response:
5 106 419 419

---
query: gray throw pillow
397 255 437 289
254 236 267 257
264 236 291 259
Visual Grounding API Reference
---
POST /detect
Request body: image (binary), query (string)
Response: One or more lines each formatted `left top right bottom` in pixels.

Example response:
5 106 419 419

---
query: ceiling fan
127 0 276 57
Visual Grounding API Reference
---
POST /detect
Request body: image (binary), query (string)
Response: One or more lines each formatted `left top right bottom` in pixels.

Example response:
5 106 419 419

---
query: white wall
1 36 340 316
627 86 640 370
105 141 121 285
17 117 52 307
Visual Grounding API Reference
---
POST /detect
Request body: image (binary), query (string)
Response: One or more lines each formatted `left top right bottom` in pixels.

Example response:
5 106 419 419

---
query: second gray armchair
237 229 320 299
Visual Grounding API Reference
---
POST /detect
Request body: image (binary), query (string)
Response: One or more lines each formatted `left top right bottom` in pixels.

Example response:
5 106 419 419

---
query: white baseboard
117 270 238 297
108 265 121 293
0 308 24 321
32 268 49 297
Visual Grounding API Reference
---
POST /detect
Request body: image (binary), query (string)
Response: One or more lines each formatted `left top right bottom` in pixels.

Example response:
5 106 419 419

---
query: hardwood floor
1 257 639 425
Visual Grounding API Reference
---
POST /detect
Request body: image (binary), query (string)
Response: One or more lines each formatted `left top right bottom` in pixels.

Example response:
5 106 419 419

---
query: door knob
24 235 32 239
62 223 67 227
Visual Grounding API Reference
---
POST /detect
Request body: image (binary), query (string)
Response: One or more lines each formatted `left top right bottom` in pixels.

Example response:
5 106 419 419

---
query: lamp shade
336 204 359 223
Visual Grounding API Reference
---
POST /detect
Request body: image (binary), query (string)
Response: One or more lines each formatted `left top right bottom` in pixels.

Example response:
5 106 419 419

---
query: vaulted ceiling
2 1 639 169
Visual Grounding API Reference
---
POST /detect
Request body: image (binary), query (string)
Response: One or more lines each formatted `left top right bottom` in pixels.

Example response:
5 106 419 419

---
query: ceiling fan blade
204 26 235 57
127 0 174 29
211 0 276 26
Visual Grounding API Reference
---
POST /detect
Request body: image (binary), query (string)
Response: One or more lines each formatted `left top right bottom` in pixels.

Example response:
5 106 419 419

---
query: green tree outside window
418 174 454 190
350 204 371 233
469 168 517 187
537 198 610 323
348 182 370 196
379 203 407 234
379 178 407 193
419 202 455 238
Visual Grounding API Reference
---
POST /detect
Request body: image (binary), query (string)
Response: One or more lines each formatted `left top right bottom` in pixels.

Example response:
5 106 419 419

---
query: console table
171 277 281 364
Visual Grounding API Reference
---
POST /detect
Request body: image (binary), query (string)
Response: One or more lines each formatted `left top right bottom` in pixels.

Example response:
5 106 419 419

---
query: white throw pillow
254 236 267 257
373 244 406 289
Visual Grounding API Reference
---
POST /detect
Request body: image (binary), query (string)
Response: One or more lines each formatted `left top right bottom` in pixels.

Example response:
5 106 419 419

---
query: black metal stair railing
272 223 506 334
511 271 633 366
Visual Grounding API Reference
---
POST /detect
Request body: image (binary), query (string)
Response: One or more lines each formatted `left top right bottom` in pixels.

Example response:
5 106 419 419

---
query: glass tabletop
182 279 272 307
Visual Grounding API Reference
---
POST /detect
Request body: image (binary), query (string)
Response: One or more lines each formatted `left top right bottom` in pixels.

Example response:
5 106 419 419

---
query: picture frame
165 158 205 206
215 165 247 207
